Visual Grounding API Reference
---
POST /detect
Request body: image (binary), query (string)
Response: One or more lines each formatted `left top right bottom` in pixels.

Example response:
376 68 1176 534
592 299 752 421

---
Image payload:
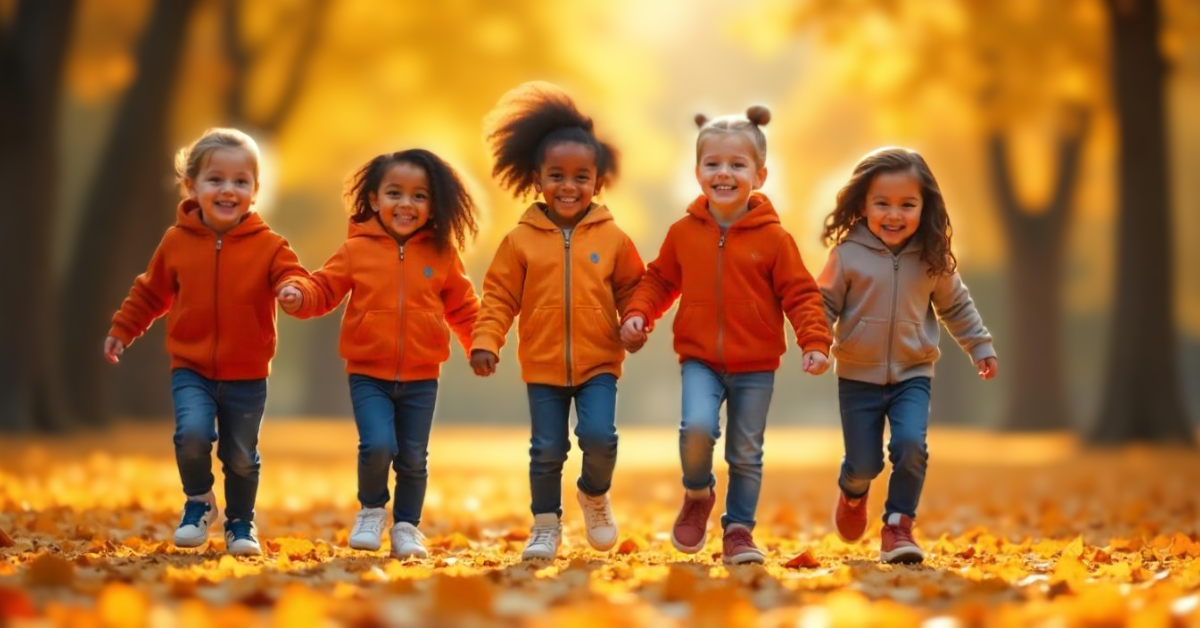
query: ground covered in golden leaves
1 421 1198 627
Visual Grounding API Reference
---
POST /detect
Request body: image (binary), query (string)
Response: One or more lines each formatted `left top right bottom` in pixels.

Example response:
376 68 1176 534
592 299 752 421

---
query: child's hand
104 336 125 364
976 356 997 380
802 351 829 375
620 316 647 352
277 285 303 314
470 349 498 376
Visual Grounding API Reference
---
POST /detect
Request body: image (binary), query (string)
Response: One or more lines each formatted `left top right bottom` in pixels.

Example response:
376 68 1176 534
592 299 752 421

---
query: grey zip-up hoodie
817 223 995 384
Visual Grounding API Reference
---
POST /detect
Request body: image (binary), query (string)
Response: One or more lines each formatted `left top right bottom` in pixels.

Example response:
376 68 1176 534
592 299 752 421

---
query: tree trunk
1090 0 1192 444
990 130 1084 431
59 0 198 425
0 0 77 431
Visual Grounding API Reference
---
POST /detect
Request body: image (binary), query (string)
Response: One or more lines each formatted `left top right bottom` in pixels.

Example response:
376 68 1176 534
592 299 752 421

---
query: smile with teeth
556 196 580 204
713 184 737 192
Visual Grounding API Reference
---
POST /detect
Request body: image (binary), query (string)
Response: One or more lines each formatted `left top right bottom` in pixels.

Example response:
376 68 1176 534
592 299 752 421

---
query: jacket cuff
968 342 997 363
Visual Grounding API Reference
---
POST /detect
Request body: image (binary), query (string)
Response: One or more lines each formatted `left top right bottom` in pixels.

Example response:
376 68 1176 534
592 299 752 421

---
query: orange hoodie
623 193 831 373
288 217 479 382
108 199 309 380
472 203 645 386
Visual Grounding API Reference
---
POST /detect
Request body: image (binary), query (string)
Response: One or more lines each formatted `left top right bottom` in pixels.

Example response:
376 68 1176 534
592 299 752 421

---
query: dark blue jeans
680 360 775 530
837 376 931 521
349 375 439 525
171 368 267 522
527 373 618 517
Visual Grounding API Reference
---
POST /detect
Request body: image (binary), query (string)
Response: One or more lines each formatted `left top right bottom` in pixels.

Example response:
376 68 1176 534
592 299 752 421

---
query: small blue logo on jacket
423 266 433 279
589 252 600 264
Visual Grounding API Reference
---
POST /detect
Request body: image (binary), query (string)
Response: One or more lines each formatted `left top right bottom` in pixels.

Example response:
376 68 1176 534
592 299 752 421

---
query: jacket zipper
563 229 574 386
211 237 223 376
884 253 899 383
716 231 726 370
396 243 407 381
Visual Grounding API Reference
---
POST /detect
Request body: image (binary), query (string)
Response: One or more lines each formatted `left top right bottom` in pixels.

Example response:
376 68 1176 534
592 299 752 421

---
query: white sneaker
521 513 562 561
390 522 428 559
349 507 389 551
173 491 219 548
224 519 262 556
576 489 618 551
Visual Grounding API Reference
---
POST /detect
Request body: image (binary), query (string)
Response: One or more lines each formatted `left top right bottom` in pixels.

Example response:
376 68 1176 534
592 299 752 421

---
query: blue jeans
527 373 618 517
680 360 774 530
171 368 267 522
837 376 931 521
349 375 439 525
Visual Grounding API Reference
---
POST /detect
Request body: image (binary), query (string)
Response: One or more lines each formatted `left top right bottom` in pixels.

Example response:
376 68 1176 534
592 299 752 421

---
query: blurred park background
2 0 1199 443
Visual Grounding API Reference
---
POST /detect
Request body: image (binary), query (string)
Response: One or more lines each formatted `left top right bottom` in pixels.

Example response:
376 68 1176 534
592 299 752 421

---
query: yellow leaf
98 582 148 628
1050 555 1089 586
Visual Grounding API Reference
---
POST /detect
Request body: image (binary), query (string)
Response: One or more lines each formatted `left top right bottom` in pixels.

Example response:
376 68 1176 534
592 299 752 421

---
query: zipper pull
564 233 571 249
399 245 405 261
216 238 222 250
718 235 726 248
893 256 899 270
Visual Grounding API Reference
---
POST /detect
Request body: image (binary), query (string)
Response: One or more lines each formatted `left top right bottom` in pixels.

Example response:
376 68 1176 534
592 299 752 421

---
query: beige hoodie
818 223 995 384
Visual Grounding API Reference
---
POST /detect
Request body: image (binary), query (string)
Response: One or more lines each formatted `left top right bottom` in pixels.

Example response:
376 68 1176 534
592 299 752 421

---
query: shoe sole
670 531 706 554
880 546 925 564
722 551 766 565
521 552 557 561
348 537 382 551
174 501 221 548
392 548 428 559
585 533 618 552
226 544 263 557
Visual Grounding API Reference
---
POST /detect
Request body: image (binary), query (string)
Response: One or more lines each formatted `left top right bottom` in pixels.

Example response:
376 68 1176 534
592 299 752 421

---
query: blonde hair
174 128 261 197
694 105 771 168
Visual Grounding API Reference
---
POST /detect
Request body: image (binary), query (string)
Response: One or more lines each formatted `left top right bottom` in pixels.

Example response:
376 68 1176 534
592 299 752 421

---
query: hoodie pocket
518 306 562 365
344 310 398 363
835 317 888 364
407 310 451 366
167 308 206 344
893 320 939 364
227 305 271 350
672 301 717 362
724 301 780 365
578 306 622 366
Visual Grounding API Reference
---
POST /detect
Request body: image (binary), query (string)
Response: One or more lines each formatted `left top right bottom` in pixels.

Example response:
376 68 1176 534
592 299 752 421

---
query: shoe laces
887 522 916 546
529 523 559 548
355 509 386 536
393 524 425 545
180 500 211 527
725 526 757 549
226 519 255 542
679 496 710 528
581 496 613 528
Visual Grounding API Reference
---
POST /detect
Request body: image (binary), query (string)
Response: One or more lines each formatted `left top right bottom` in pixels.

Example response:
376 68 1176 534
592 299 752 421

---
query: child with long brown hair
819 147 997 563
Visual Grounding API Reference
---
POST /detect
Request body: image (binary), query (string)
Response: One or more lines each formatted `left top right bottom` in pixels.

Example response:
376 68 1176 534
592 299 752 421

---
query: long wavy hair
822 147 957 277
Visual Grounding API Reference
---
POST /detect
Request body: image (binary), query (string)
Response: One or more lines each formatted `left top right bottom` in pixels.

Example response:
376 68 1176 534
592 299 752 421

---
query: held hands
802 351 829 375
470 349 498 377
620 316 647 353
976 356 998 380
104 336 125 364
277 285 303 314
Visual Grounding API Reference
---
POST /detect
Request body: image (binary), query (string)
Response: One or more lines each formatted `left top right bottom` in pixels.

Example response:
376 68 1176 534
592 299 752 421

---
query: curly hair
345 149 479 252
694 105 771 168
484 82 618 199
822 147 957 277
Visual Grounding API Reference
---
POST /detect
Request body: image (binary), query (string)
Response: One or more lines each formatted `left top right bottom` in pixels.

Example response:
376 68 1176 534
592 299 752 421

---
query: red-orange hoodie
287 217 479 382
471 203 645 386
623 193 831 373
108 199 309 380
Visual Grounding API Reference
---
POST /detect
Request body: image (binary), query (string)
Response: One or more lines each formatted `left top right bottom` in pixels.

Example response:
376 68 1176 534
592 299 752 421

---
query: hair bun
745 105 771 126
694 113 709 128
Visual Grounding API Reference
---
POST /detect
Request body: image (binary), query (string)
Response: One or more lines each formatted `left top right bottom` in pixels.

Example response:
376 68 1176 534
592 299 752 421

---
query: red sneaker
833 489 869 542
880 514 924 564
721 524 765 564
671 489 715 553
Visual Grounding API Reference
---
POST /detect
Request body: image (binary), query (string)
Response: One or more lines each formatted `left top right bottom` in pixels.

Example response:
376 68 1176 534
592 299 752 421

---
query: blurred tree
59 0 198 425
0 0 77 431
1090 0 1191 444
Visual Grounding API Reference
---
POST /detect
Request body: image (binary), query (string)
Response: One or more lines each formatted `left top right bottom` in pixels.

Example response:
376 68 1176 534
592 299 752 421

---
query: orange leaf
784 550 821 569
0 586 36 619
24 553 75 587
618 536 647 555
0 528 13 548
663 565 699 601
956 546 976 560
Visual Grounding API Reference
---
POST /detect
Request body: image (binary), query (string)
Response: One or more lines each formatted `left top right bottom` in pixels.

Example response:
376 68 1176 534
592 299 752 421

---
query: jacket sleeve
612 232 646 315
471 235 525 356
931 270 996 363
775 233 832 355
289 244 354 319
108 233 176 346
442 250 481 353
816 247 847 330
620 226 681 332
269 237 311 293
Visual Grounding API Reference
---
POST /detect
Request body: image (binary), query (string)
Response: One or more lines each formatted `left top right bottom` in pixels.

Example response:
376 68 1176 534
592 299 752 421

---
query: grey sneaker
348 507 388 551
390 522 428 559
576 489 618 551
521 513 562 560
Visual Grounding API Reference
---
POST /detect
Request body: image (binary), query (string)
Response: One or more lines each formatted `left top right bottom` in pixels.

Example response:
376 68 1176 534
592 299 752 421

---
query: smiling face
185 147 258 234
695 133 767 220
370 161 432 241
862 169 923 249
535 142 600 225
